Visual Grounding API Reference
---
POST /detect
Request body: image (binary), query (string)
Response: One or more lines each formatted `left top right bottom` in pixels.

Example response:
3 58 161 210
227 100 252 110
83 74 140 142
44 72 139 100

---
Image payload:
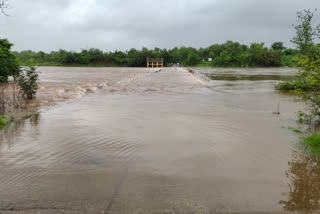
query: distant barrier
147 58 163 68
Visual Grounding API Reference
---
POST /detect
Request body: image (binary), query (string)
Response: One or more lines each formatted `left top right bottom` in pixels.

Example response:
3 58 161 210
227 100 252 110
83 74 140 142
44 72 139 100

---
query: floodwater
0 67 319 214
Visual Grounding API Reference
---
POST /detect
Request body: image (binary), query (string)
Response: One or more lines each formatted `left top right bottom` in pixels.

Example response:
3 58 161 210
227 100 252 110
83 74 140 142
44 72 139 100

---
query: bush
17 66 39 100
276 79 307 91
0 38 20 82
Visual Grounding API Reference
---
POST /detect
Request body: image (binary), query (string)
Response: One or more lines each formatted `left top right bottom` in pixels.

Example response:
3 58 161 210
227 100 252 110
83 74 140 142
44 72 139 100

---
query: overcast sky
0 0 319 52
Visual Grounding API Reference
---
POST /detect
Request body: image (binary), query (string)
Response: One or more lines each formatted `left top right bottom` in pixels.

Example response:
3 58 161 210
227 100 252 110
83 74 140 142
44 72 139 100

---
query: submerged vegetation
13 41 298 68
0 36 40 129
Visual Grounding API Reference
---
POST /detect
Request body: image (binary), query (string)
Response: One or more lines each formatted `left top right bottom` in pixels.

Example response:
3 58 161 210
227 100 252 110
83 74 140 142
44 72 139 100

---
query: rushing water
0 67 318 214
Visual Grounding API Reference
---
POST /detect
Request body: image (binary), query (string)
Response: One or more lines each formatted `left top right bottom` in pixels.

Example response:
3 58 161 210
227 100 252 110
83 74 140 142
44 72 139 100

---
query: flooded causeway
0 67 318 214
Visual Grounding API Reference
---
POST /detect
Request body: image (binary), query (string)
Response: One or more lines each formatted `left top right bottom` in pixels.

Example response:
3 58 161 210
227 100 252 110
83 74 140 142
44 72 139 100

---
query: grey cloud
0 0 319 52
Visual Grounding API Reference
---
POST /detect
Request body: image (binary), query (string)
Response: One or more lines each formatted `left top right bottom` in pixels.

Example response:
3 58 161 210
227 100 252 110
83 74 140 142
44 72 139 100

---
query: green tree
271 42 286 51
111 50 128 65
56 49 75 64
127 47 151 67
248 43 266 66
291 9 320 57
87 48 104 62
159 48 171 66
0 0 8 15
277 9 320 131
278 9 320 91
213 51 232 66
14 50 35 64
281 48 299 67
212 41 250 67
78 49 91 64
185 51 201 66
207 44 223 59
0 38 20 82
239 52 252 67
257 51 281 67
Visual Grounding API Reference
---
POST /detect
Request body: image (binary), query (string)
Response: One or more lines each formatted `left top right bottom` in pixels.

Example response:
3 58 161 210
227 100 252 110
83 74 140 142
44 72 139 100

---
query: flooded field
0 67 319 214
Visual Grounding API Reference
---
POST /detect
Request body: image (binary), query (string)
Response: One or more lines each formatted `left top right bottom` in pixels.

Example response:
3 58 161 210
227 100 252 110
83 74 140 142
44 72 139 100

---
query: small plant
295 92 320 131
17 66 39 100
302 133 320 155
0 115 7 129
288 126 302 133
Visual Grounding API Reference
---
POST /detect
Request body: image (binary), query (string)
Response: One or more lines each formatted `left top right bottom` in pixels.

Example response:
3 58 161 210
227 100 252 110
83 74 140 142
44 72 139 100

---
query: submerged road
0 68 314 214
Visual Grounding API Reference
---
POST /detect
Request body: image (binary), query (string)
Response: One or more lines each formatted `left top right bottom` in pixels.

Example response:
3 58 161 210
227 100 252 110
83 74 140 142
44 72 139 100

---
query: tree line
13 41 299 68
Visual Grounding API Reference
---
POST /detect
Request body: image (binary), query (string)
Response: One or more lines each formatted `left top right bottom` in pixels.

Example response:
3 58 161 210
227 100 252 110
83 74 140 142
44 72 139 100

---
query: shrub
17 66 39 100
276 79 307 91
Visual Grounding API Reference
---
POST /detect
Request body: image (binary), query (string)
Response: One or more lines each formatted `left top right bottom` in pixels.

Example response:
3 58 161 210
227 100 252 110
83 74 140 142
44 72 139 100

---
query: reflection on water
196 67 296 82
206 74 295 81
280 151 320 213
0 114 39 150
30 113 41 126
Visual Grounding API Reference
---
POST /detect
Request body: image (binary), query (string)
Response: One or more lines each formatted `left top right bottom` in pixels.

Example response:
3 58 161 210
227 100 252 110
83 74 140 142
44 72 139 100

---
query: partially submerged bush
276 79 306 91
297 93 320 130
17 66 39 100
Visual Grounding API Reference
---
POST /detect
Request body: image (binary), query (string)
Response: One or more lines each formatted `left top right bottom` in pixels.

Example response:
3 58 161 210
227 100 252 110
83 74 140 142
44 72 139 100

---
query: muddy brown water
0 67 319 214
